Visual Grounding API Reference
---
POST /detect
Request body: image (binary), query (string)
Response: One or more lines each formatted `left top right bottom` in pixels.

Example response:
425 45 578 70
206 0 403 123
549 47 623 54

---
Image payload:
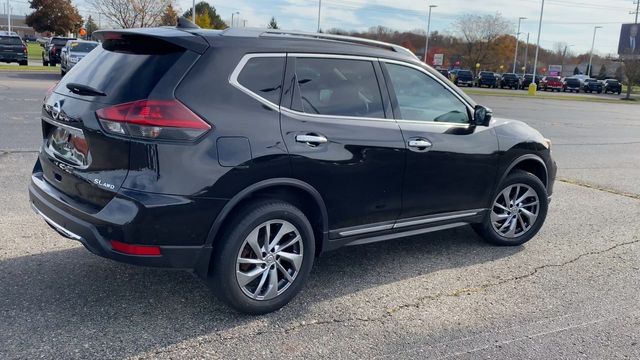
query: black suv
0 31 28 66
603 79 622 94
476 71 497 88
500 73 520 89
451 69 474 87
582 78 603 93
29 22 556 314
520 74 540 89
42 36 76 66
562 77 581 93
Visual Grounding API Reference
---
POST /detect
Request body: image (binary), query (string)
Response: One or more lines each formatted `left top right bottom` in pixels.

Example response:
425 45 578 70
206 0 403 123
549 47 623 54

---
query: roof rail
259 30 418 60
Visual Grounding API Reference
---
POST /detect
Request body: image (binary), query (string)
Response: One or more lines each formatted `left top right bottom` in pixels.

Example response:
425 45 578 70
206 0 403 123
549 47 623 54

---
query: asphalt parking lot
1 71 639 359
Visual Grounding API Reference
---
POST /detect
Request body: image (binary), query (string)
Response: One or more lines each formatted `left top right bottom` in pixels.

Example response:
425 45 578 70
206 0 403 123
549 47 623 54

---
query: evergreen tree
267 16 279 29
159 3 178 26
84 15 99 39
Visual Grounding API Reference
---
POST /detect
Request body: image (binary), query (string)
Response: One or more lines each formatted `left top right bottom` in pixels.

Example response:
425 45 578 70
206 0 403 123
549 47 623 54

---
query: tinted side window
294 58 385 118
237 57 285 105
385 63 469 124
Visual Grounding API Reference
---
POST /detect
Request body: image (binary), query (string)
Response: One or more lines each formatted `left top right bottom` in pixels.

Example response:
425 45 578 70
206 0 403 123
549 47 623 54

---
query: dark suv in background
476 71 497 88
42 36 76 66
500 73 520 89
562 77 581 92
603 79 622 94
450 69 474 87
30 21 556 314
0 31 28 66
582 78 603 93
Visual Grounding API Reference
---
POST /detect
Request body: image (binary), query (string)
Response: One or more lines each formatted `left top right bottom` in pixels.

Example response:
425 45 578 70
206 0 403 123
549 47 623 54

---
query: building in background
0 14 40 40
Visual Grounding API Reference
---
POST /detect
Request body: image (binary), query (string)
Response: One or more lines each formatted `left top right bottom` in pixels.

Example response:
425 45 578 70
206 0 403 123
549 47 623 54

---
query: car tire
49 61 56 67
210 199 315 314
60 68 66 77
43 59 48 66
473 170 548 246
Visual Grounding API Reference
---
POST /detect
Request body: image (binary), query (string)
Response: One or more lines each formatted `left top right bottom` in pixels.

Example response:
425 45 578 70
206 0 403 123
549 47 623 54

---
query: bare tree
622 57 640 100
89 0 169 28
453 12 513 69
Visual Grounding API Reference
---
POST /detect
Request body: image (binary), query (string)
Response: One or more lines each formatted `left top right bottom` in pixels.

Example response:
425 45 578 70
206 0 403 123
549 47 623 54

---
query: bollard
528 83 537 96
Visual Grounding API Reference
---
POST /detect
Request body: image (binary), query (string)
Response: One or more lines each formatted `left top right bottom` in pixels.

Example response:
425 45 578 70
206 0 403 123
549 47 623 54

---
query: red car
540 76 563 92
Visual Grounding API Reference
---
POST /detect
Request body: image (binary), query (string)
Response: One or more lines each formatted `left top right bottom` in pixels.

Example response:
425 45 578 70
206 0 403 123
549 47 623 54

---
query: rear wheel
473 170 548 246
49 60 56 67
42 58 48 66
19 60 27 66
210 200 315 314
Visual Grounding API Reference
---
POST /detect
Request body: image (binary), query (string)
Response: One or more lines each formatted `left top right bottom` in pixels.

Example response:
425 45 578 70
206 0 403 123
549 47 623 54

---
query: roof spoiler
94 26 208 54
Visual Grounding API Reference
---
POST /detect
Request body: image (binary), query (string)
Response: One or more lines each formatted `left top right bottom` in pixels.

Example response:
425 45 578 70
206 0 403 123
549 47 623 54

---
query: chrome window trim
228 52 473 127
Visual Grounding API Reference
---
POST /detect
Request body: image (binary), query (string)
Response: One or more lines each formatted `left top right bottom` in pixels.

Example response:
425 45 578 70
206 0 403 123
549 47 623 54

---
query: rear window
237 57 285 105
503 73 517 78
0 36 22 45
481 72 495 77
458 70 472 76
70 42 98 52
547 77 560 81
292 57 385 118
56 38 185 104
53 38 74 45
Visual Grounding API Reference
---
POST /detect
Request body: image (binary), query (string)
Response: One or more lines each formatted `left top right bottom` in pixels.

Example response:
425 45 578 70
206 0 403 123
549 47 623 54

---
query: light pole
231 11 239 28
423 4 437 64
513 17 526 73
192 0 195 23
530 0 545 94
523 32 530 73
588 26 602 78
317 0 322 33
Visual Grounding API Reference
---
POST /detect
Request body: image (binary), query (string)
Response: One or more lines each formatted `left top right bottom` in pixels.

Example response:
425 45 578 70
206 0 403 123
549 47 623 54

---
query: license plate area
44 122 90 168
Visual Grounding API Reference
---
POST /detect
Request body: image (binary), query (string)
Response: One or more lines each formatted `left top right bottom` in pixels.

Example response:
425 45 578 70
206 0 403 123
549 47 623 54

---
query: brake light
23 45 27 54
96 99 211 141
110 240 161 256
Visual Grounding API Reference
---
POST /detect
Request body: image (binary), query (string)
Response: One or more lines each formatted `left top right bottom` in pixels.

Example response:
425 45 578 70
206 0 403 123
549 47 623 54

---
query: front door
381 61 499 220
280 55 406 235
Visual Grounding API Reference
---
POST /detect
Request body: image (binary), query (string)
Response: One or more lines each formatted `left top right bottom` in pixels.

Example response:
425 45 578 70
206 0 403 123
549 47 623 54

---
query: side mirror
472 105 492 126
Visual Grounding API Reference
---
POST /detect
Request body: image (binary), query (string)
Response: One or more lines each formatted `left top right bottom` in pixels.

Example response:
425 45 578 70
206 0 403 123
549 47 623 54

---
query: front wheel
210 199 315 314
473 170 548 246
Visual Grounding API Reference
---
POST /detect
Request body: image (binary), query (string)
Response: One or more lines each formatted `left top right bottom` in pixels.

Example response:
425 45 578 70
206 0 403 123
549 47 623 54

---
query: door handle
295 134 328 145
408 139 432 148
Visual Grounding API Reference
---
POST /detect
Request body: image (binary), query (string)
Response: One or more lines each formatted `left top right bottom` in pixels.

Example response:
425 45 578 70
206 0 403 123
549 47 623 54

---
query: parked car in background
582 78 603 93
437 68 449 79
451 69 474 87
520 74 540 89
500 73 520 89
0 31 28 66
42 36 76 66
603 79 622 94
539 76 563 92
60 40 99 76
562 77 581 92
30 24 556 314
476 71 497 88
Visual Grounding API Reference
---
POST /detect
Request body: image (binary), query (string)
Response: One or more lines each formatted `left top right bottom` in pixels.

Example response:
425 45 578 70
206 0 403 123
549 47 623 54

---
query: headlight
543 138 552 150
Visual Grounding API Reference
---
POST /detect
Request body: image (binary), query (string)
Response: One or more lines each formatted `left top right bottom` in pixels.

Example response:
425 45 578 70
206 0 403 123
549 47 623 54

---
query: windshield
458 70 472 76
0 36 22 45
70 42 98 53
547 77 560 81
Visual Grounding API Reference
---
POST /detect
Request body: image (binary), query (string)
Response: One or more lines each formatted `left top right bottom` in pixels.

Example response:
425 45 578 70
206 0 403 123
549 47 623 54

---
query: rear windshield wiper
66 83 106 96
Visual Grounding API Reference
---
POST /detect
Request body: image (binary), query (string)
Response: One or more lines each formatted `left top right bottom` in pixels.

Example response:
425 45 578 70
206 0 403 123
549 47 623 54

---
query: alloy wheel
235 220 304 300
490 184 540 238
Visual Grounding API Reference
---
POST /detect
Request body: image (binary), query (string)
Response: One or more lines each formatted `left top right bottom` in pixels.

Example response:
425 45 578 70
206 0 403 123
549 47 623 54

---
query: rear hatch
458 71 473 81
0 35 24 59
38 30 207 212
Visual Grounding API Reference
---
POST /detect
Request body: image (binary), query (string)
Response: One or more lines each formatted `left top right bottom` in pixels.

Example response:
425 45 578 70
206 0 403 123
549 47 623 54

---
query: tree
183 2 226 29
622 58 640 100
159 3 178 26
452 12 513 69
84 15 99 39
26 0 83 35
90 0 168 28
267 16 279 29
573 66 580 75
195 11 212 28
614 65 624 81
597 64 607 80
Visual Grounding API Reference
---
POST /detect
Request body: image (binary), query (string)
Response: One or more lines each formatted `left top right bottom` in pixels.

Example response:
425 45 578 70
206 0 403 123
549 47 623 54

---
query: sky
6 0 639 55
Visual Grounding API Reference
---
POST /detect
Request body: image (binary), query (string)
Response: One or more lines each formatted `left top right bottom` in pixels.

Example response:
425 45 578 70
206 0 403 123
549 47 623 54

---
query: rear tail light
23 45 28 54
96 99 211 141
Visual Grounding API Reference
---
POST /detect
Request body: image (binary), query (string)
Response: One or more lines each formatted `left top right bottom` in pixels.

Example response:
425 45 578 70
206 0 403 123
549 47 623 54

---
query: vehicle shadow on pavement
0 226 521 358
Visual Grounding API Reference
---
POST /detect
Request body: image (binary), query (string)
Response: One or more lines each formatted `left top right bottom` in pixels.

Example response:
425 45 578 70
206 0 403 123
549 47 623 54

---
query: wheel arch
502 154 548 188
195 178 329 278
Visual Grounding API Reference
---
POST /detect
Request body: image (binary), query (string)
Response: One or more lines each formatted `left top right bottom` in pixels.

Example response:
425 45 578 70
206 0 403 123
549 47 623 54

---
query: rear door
381 60 498 220
280 55 405 235
38 34 202 211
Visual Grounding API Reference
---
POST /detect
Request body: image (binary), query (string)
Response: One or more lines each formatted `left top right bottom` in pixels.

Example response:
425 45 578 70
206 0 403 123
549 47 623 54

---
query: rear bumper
0 54 27 62
29 170 226 270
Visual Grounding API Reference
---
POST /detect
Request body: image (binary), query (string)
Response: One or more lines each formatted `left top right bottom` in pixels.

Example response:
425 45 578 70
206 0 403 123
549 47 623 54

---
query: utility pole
513 17 526 73
531 0 544 94
7 0 11 33
588 26 602 78
243 20 247 27
633 0 639 23
423 4 437 64
192 0 196 23
317 0 321 32
523 32 530 73
561 44 574 77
